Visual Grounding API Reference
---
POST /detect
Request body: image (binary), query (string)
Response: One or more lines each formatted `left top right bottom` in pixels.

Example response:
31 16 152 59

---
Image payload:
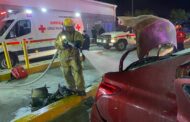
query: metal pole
132 0 134 16
22 39 30 69
2 42 12 69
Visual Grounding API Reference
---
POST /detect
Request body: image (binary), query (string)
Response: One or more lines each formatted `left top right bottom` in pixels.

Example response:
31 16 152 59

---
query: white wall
0 0 117 16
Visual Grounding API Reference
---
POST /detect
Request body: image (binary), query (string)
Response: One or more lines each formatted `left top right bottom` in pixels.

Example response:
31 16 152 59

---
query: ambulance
0 9 84 69
97 31 136 51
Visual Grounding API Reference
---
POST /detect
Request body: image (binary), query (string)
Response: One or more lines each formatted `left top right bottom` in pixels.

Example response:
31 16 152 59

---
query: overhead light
25 9 32 14
75 12 81 17
8 9 13 13
41 8 47 13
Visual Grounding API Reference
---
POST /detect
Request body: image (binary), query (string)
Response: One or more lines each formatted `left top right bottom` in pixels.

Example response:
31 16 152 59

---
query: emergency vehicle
97 31 136 51
0 9 84 69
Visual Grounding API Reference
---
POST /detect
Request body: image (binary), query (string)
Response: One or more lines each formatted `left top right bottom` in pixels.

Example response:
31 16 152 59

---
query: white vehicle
97 31 136 51
0 10 84 69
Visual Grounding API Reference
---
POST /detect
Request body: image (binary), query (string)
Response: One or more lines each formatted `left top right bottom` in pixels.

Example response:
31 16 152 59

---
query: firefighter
176 24 186 51
55 18 86 96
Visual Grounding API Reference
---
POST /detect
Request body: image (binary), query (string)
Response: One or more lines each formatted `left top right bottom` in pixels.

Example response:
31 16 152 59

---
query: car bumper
97 42 114 47
91 104 105 122
97 38 115 46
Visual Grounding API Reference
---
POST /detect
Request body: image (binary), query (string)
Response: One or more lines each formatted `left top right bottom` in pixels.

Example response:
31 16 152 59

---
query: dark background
97 0 190 18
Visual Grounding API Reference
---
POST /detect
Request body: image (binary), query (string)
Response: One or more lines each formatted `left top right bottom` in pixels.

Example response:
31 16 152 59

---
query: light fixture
41 8 47 13
25 9 32 14
75 12 81 17
8 9 13 13
61 35 66 40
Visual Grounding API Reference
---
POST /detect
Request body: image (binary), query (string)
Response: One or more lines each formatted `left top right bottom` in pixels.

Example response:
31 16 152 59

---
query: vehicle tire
115 39 127 51
103 45 111 49
0 53 18 69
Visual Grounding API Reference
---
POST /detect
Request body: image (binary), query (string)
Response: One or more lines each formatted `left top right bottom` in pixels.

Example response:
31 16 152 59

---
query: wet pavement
0 46 138 122
0 59 101 122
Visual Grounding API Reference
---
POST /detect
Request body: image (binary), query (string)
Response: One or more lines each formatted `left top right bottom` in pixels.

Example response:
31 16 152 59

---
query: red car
91 48 190 122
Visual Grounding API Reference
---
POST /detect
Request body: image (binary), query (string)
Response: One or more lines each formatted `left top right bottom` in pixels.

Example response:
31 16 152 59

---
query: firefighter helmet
63 18 74 27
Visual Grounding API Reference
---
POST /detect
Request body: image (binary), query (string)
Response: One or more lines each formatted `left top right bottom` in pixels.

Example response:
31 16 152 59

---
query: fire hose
0 39 78 88
0 40 96 89
0 50 58 89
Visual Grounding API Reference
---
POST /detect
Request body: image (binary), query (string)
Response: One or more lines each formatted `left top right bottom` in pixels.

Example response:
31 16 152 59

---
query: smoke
83 50 119 75
83 50 138 74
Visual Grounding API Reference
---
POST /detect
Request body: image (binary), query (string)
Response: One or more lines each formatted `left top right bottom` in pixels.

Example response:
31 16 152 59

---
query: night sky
97 0 190 18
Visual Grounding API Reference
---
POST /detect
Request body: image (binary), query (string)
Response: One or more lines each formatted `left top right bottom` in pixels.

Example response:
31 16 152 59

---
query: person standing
55 18 86 96
91 26 97 43
98 27 105 35
176 24 186 51
82 30 90 50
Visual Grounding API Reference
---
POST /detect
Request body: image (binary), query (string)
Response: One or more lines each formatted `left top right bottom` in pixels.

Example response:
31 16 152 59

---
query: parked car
91 48 190 122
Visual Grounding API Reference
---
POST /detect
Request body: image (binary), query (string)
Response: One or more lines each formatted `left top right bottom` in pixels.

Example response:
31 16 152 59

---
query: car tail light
96 81 120 101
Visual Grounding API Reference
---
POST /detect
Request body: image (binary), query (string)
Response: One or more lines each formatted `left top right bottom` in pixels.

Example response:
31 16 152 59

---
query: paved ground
0 45 138 122
0 60 101 122
50 97 93 122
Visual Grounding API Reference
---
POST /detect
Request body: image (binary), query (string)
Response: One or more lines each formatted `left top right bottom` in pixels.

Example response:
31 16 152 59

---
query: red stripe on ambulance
2 38 55 46
117 33 136 38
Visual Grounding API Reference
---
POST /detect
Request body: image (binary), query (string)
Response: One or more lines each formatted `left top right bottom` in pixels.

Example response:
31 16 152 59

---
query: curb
12 84 98 122
0 60 60 81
